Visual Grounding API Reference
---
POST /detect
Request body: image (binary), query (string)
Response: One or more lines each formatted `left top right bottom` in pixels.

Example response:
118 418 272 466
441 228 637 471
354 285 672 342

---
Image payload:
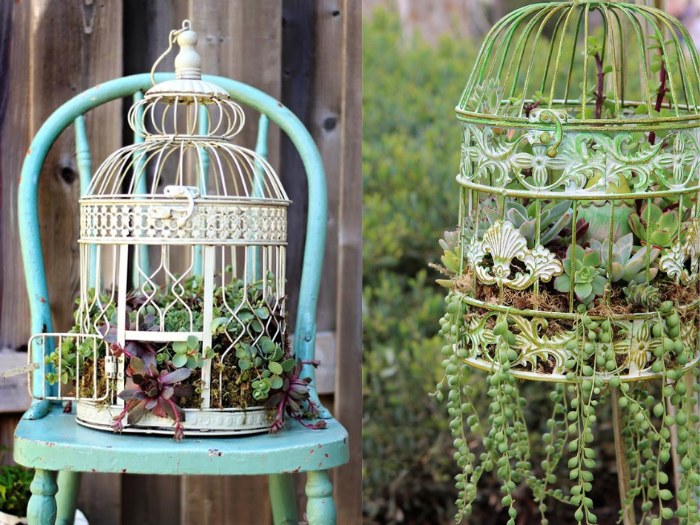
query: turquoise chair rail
18 73 328 413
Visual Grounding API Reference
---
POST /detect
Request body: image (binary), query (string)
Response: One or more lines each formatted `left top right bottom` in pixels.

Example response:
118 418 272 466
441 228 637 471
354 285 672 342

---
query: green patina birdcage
438 1 700 524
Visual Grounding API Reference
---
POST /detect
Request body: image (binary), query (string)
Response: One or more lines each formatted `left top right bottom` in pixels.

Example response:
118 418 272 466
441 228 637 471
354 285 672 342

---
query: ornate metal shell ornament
467 220 563 290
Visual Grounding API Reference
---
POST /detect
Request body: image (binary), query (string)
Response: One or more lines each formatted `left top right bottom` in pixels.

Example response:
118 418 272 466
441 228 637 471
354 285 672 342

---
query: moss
78 357 108 399
208 359 258 409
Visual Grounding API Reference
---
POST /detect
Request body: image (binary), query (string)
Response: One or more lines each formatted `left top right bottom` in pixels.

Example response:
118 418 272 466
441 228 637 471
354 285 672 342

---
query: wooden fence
0 1 361 523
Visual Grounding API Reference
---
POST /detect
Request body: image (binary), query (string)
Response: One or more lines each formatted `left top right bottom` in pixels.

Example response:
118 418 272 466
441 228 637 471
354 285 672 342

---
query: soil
205 359 259 409
79 357 108 399
445 263 698 316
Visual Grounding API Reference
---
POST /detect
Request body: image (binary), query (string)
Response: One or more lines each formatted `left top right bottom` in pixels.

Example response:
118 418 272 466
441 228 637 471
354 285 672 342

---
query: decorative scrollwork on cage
466 220 563 290
460 125 700 194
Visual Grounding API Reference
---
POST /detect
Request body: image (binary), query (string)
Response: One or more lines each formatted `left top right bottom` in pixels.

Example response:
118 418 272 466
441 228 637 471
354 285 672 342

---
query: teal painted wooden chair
13 73 348 525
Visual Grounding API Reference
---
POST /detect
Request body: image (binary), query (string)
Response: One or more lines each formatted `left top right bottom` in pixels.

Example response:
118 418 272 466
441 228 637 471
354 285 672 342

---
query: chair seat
14 404 348 476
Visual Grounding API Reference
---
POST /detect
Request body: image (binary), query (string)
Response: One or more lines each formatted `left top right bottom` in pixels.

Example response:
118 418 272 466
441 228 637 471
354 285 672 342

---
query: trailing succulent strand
438 292 483 521
561 314 604 525
488 319 532 525
624 282 661 309
673 367 700 525
615 302 700 524
438 293 700 524
529 383 569 525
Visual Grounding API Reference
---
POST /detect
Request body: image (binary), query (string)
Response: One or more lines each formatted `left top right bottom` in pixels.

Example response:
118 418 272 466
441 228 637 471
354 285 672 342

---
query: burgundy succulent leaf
111 354 192 441
98 324 118 344
160 367 192 385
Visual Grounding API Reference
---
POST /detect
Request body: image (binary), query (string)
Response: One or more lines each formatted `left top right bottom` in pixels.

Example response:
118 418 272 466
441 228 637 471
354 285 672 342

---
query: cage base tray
76 400 273 436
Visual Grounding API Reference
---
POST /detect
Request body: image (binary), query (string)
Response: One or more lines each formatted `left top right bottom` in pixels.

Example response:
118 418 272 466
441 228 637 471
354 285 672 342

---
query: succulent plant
547 218 590 258
578 173 634 244
623 282 661 309
628 203 679 248
554 245 607 305
266 360 326 433
438 229 462 275
589 233 659 284
485 200 572 249
110 345 193 441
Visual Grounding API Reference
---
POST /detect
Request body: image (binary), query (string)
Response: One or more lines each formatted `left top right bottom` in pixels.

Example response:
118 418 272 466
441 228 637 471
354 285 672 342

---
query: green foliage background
362 10 468 523
0 447 32 516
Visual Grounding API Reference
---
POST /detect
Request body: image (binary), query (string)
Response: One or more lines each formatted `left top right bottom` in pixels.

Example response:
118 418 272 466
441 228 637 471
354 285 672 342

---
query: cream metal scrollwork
466 220 563 290
659 218 700 285
148 185 201 227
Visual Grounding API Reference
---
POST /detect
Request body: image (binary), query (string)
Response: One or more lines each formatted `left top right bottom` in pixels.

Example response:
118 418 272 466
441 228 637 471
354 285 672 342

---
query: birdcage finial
149 20 207 86
174 21 201 80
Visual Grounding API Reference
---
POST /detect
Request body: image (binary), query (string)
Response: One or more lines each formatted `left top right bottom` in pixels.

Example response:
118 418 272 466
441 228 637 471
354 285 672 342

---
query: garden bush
362 9 469 523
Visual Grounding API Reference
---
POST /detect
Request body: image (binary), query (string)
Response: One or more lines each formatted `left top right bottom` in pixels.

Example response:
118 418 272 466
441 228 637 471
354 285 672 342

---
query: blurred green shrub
0 447 32 517
362 9 467 275
362 9 469 523
363 271 456 523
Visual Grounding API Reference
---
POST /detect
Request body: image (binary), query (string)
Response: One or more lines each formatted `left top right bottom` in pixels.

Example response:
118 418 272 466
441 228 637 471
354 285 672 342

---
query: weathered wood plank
0 0 28 353
0 413 21 466
123 0 188 78
181 475 273 525
312 1 343 334
0 353 31 413
187 0 282 170
75 1 126 521
121 474 181 525
17 2 126 524
280 0 314 330
0 0 30 480
0 0 125 517
333 1 363 523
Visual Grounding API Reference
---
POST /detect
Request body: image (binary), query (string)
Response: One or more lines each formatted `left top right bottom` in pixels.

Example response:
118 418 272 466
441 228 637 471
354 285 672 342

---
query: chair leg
26 469 58 525
56 471 81 525
305 470 335 525
269 473 299 525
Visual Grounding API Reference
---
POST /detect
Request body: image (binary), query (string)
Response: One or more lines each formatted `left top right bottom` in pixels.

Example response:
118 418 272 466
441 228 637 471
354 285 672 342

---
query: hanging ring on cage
148 185 201 227
150 19 193 86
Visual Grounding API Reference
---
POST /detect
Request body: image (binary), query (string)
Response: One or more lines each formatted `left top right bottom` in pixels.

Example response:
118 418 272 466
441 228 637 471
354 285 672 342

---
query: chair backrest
19 73 327 397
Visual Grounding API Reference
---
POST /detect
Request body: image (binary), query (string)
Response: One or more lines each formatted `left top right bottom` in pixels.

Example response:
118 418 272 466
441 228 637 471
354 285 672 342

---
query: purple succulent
111 345 192 441
266 360 327 433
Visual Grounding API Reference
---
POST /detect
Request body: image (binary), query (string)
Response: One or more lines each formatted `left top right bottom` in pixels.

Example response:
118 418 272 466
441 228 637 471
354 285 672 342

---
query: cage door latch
149 185 201 227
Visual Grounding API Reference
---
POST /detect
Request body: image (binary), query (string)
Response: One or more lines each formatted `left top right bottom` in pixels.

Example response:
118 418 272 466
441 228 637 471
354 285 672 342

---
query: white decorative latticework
30 22 296 437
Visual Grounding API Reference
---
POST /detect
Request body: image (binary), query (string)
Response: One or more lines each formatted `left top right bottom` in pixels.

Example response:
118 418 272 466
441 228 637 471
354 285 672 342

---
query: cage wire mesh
446 0 700 381
29 21 291 436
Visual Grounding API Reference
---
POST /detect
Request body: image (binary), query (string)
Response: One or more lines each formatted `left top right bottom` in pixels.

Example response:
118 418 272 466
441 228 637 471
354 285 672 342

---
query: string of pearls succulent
437 294 700 524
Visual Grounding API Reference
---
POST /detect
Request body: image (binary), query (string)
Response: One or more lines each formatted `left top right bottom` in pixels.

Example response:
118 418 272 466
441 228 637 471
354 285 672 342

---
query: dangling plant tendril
437 294 700 524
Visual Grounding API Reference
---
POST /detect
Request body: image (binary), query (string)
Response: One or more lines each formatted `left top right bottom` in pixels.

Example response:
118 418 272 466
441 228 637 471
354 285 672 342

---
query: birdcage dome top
79 22 289 246
457 0 700 131
82 21 289 206
144 23 230 101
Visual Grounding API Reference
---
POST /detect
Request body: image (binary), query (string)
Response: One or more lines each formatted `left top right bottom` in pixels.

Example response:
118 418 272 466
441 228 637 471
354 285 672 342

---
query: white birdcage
29 22 292 437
